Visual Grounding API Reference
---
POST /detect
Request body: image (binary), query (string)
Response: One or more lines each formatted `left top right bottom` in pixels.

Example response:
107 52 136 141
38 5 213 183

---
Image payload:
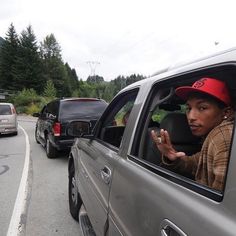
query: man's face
186 97 225 136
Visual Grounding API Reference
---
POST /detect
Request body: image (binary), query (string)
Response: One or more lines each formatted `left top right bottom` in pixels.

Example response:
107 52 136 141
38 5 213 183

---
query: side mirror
67 121 91 137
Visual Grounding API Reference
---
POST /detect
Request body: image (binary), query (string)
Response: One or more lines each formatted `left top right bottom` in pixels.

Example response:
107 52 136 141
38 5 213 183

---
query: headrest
160 113 199 144
159 103 181 111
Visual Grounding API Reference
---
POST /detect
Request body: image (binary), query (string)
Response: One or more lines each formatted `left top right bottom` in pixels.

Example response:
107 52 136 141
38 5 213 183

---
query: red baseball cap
175 78 231 106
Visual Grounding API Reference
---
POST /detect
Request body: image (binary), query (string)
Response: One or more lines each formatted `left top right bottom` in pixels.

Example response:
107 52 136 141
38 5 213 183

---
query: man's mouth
189 124 201 132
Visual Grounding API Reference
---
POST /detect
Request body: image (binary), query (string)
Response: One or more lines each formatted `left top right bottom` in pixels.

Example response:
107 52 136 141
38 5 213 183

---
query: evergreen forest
0 24 146 113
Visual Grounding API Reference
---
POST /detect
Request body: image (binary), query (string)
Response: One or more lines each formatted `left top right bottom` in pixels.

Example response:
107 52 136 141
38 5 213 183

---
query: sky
1 0 236 81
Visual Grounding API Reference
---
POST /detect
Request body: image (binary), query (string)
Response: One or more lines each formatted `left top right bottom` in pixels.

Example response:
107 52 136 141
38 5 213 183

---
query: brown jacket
163 120 234 192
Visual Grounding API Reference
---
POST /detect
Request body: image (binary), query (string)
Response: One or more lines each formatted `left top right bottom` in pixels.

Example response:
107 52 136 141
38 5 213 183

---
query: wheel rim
71 176 77 205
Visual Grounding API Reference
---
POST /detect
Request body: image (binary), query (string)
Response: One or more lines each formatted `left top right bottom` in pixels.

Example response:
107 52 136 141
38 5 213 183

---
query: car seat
160 112 201 154
145 112 201 166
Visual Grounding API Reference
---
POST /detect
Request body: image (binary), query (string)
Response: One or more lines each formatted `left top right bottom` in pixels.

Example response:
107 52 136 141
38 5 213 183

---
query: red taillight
53 122 61 136
11 107 16 114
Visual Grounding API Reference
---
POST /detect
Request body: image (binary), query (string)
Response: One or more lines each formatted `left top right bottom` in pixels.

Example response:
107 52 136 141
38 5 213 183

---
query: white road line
7 125 31 236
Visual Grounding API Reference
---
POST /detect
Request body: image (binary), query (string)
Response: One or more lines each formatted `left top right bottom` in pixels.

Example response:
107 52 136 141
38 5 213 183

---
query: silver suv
0 102 18 135
68 48 236 236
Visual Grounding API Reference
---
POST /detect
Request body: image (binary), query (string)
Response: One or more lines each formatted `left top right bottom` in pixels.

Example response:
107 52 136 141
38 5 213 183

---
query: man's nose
187 109 197 121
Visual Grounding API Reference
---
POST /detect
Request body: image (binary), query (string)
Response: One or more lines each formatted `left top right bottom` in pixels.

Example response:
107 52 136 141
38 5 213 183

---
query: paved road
0 123 26 235
0 115 81 236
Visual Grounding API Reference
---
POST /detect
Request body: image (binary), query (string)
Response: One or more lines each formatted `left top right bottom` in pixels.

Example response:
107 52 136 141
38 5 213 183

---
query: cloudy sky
1 0 236 80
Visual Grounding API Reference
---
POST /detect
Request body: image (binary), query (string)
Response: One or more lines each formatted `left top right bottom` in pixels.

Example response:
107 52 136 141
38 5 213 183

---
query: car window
47 101 59 117
96 89 138 148
114 101 133 126
40 106 47 118
60 100 107 118
130 68 235 202
0 105 12 115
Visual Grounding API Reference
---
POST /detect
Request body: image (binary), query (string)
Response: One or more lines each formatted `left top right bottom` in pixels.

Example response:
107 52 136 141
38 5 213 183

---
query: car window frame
93 88 139 151
47 100 59 118
130 63 236 202
40 105 47 118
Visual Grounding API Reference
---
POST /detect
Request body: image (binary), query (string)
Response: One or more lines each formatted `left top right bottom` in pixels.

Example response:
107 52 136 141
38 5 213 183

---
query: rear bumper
0 126 18 134
50 136 75 151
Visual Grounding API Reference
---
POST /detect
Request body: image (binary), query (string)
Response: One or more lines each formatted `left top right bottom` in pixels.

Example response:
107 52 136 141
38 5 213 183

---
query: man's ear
223 106 234 119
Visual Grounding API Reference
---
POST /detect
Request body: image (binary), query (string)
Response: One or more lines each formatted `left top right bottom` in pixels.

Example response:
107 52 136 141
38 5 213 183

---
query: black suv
33 98 107 158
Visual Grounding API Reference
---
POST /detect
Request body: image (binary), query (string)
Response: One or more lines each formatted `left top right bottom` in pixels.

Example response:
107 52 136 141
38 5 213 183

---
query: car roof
60 97 105 102
0 102 14 106
47 97 107 104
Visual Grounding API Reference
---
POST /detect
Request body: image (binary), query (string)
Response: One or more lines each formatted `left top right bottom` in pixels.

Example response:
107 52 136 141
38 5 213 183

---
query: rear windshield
0 105 12 115
60 100 107 118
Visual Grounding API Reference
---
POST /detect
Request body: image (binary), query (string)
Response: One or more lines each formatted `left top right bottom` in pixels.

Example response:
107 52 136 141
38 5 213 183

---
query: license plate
0 119 9 123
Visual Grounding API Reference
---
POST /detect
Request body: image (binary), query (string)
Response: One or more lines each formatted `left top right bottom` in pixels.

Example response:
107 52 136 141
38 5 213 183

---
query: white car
0 102 18 135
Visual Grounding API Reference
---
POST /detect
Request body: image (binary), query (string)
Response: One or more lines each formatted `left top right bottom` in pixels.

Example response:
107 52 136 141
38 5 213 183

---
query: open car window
130 64 236 201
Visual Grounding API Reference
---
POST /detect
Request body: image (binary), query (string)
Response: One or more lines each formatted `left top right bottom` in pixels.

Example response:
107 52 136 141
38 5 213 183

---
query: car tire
35 127 40 144
69 163 82 221
45 136 57 158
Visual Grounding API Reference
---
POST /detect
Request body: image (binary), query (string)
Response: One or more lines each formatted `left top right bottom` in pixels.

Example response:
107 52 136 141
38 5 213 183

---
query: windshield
60 100 107 118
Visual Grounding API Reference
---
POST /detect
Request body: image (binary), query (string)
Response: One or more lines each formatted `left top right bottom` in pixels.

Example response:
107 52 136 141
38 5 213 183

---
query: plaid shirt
163 119 234 192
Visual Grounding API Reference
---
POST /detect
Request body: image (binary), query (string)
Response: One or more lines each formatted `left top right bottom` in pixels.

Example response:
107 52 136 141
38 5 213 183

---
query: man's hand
151 129 185 161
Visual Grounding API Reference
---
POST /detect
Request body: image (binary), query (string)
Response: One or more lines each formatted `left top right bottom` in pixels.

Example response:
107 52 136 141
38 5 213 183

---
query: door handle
160 219 187 236
101 166 111 184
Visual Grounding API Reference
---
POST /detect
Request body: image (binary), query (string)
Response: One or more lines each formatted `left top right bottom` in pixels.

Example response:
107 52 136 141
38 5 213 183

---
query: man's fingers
152 129 183 160
153 129 170 145
175 152 186 157
151 130 158 141
164 130 172 145
151 130 162 145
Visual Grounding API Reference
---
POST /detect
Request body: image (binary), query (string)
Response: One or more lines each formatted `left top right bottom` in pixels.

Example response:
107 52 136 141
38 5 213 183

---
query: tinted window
47 101 59 116
40 106 47 118
0 105 12 115
60 100 107 118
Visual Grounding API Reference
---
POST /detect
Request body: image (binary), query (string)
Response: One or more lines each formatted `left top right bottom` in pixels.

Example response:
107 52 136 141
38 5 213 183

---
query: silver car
68 47 236 236
0 102 18 135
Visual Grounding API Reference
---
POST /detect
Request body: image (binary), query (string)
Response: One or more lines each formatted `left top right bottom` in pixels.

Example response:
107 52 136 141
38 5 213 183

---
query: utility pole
86 61 100 76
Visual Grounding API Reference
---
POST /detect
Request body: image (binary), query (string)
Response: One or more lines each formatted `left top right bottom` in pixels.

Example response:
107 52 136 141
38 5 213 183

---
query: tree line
0 23 146 113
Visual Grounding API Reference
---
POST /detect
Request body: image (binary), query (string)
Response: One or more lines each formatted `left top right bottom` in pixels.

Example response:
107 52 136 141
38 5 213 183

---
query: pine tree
13 25 44 93
40 34 71 97
43 80 57 98
103 82 116 102
65 63 79 92
0 23 19 90
87 75 104 84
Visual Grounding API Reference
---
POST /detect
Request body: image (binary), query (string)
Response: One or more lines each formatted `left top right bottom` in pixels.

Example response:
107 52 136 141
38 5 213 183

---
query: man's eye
199 106 206 111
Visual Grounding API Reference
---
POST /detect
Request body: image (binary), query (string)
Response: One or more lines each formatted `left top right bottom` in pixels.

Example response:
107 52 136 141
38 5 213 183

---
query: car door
108 67 236 236
75 89 138 236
